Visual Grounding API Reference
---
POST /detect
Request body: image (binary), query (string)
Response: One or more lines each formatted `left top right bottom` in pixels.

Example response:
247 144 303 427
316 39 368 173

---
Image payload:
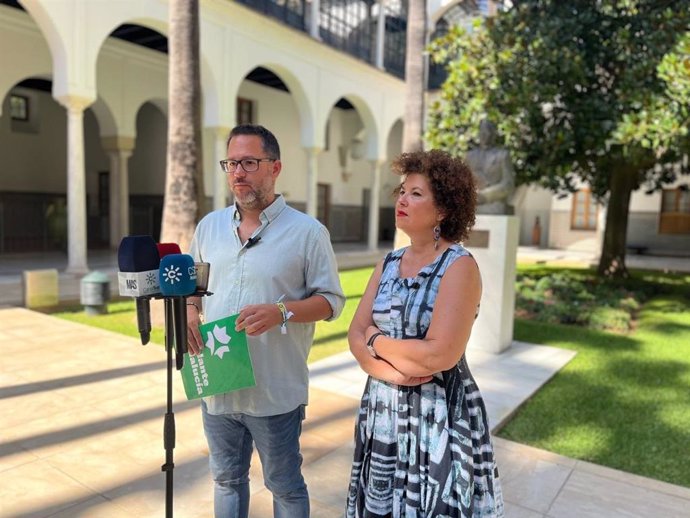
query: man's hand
186 302 204 355
236 303 283 336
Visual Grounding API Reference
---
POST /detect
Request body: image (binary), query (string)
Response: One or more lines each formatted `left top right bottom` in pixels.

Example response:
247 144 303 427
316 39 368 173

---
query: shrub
515 270 648 333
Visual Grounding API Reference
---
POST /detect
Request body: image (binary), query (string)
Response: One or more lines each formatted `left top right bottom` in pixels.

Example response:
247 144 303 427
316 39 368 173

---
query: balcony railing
235 0 407 79
235 0 308 31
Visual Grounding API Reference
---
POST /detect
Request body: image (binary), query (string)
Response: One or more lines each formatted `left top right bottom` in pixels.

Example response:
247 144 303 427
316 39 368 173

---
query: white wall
129 102 167 195
0 5 52 109
0 89 66 193
97 39 168 137
515 185 552 247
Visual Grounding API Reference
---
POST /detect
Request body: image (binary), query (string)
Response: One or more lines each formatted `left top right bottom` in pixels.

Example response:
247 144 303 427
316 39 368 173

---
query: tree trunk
395 0 426 250
160 0 202 252
401 0 426 153
597 165 638 278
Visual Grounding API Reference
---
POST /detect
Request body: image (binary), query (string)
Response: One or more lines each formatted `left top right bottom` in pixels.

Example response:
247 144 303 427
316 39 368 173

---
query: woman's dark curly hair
392 149 476 242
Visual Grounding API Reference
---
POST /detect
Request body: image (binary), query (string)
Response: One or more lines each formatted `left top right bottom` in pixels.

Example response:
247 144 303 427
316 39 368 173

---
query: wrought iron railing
235 0 308 31
235 0 407 79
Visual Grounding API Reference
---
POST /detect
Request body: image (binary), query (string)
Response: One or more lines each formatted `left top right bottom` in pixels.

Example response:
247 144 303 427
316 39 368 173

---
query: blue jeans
201 401 309 518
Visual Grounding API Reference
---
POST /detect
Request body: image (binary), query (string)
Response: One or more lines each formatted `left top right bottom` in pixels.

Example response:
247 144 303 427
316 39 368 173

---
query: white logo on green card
180 314 256 400
204 323 232 359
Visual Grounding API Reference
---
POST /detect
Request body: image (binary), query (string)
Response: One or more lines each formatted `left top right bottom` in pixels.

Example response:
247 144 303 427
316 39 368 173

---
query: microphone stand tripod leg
162 298 175 518
173 296 187 371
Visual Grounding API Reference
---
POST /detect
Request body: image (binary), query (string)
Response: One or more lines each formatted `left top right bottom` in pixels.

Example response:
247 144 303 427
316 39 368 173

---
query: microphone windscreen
118 236 160 272
157 242 182 258
159 254 197 296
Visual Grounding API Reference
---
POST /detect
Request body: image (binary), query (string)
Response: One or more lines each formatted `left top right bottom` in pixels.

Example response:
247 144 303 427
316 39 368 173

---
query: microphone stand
162 297 176 518
157 290 211 518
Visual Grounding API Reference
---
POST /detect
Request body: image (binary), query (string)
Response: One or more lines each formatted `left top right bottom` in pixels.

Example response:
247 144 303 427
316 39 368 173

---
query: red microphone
157 242 181 258
156 242 187 369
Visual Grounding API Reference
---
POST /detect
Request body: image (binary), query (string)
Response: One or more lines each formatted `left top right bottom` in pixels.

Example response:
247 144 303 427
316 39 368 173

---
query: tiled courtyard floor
3 307 690 517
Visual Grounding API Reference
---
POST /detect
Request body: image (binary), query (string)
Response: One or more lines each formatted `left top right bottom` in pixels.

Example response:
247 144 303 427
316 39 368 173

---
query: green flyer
180 314 255 400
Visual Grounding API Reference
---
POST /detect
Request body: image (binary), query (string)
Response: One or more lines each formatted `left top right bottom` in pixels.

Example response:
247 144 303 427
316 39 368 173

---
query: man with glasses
186 124 345 518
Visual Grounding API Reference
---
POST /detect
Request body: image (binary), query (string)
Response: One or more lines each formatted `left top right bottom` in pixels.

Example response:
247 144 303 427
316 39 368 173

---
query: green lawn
53 264 690 487
54 266 374 363
499 267 690 488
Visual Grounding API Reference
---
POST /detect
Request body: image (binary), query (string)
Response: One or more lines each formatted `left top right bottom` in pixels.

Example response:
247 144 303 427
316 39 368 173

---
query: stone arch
235 62 315 149
0 6 52 115
320 92 381 161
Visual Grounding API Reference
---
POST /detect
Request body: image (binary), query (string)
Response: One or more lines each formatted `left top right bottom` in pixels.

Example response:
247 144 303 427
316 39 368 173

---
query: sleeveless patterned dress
346 244 504 518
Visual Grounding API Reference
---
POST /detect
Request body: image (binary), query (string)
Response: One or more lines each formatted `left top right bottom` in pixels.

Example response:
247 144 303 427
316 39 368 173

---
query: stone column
368 159 384 250
213 127 231 210
57 95 93 274
310 0 321 39
375 0 387 69
304 147 322 217
102 137 135 249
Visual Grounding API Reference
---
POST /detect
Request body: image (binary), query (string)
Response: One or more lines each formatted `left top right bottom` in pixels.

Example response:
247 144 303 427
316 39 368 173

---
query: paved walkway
2 308 690 517
2 247 690 517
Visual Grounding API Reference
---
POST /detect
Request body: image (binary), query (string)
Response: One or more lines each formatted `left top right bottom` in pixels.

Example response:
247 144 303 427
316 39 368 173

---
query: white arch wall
129 102 168 195
0 5 52 113
18 0 407 152
20 0 169 102
198 2 406 153
8 0 406 198
0 89 66 193
0 5 169 145
97 39 168 138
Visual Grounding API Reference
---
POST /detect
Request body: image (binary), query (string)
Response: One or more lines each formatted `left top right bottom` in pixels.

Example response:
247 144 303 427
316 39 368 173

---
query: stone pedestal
23 269 59 308
465 215 519 354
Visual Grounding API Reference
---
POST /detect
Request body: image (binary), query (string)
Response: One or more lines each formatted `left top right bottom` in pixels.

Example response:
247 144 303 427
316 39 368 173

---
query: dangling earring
433 225 441 250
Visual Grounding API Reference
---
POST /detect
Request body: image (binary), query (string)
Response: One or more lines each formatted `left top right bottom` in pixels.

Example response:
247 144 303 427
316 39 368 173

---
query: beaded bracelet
276 301 294 334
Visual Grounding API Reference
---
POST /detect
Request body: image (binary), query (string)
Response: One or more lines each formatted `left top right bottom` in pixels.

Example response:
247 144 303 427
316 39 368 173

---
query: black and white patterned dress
346 244 504 518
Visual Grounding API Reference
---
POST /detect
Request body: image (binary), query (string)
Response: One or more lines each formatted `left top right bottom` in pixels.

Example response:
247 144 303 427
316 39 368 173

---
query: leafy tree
427 0 690 278
160 0 204 252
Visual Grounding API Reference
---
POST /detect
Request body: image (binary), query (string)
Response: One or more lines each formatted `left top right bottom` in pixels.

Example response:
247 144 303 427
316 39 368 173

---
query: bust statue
466 119 516 215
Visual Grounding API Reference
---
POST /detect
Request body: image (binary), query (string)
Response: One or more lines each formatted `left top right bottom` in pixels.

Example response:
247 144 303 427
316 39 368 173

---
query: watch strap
366 332 383 358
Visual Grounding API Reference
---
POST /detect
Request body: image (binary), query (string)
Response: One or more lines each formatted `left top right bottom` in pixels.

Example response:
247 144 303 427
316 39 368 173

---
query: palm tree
401 0 426 153
394 0 426 249
160 0 204 252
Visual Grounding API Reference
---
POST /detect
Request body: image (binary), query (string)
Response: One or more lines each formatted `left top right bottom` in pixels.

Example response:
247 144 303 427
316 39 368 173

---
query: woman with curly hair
345 149 504 517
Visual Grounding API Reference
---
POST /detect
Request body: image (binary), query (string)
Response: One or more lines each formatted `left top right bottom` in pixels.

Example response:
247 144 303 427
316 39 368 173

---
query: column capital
55 94 94 113
209 126 233 140
303 146 323 157
101 136 136 153
368 158 387 169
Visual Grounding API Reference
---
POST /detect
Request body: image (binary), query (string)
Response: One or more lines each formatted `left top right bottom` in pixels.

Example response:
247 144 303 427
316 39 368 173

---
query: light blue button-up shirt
189 195 345 416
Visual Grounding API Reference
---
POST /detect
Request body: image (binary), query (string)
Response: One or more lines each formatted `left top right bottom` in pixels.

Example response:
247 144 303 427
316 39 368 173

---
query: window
10 95 29 121
571 189 597 230
237 98 254 125
659 187 690 234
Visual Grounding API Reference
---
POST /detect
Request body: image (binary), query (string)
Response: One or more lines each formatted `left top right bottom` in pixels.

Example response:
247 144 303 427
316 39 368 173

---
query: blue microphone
159 253 196 366
159 254 196 296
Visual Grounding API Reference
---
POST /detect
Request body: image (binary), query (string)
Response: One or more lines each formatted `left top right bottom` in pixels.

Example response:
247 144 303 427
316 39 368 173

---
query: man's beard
235 186 267 210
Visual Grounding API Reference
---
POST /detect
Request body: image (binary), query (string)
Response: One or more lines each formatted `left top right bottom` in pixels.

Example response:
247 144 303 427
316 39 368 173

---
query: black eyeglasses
220 158 276 173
